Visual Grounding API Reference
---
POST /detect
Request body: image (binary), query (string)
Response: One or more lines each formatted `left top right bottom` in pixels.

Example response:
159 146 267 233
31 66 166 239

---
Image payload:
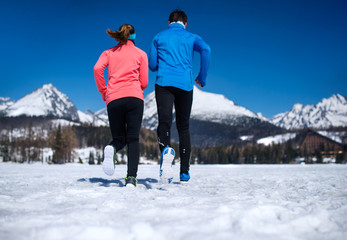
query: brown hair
106 24 135 43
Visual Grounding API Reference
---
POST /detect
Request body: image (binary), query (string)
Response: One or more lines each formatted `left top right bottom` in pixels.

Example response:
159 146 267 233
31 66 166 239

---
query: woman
94 24 148 187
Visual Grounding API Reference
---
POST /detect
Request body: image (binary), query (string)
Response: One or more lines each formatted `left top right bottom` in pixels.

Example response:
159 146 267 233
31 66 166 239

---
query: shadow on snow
77 177 158 189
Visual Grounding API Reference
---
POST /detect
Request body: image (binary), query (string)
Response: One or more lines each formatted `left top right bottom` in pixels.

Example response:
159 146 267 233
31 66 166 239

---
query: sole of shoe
160 148 175 184
126 183 136 188
102 145 115 176
179 181 189 184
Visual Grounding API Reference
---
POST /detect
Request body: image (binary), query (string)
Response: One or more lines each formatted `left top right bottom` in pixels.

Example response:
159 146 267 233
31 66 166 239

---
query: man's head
169 10 187 25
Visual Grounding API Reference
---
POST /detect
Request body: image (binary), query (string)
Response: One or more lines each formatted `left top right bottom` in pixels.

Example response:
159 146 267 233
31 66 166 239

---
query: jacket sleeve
93 51 108 101
193 35 211 87
148 37 158 72
139 52 149 90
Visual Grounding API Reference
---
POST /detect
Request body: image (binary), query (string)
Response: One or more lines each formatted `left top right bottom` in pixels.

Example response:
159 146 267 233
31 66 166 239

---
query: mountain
5 84 79 121
142 91 158 130
80 86 265 131
143 86 268 130
0 97 15 114
90 86 279 146
271 94 347 129
78 108 108 126
6 83 346 146
191 86 266 123
143 86 280 146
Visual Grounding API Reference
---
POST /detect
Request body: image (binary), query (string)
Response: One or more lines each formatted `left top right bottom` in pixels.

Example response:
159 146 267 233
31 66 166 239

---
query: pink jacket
94 40 148 105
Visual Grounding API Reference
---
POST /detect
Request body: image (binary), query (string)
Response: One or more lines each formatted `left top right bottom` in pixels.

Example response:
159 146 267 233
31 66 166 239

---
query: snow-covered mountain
271 94 347 129
76 86 269 130
78 108 108 126
5 84 79 121
191 86 264 123
3 83 346 134
143 86 267 130
0 97 15 113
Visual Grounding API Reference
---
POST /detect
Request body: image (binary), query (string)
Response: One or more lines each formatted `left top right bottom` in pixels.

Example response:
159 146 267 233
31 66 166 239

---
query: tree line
0 117 345 164
0 119 162 164
190 143 297 164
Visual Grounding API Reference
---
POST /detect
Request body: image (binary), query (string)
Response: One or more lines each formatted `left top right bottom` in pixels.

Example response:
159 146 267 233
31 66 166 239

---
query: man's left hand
195 78 203 87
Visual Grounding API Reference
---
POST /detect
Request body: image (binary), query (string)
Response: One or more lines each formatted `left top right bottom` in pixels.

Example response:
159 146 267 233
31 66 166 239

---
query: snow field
0 163 347 240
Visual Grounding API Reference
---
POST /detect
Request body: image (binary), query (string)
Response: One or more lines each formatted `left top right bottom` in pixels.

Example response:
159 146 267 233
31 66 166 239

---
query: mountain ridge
1 83 346 132
4 84 79 121
0 97 15 113
270 94 347 129
142 86 268 131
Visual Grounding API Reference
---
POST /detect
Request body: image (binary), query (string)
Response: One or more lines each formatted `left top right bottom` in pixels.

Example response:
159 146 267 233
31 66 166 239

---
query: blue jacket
149 23 211 91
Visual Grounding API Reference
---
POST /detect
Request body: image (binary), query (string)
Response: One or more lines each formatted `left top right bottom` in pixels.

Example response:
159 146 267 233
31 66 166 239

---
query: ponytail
107 24 135 43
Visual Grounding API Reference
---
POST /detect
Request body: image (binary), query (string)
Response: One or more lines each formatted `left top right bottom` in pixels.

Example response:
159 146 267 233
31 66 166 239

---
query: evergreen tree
0 135 10 162
89 151 95 165
284 142 296 163
97 151 102 165
52 125 65 164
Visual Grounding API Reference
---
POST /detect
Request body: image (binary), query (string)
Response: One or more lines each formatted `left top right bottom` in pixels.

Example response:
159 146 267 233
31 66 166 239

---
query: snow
0 119 80 141
0 97 15 111
143 86 263 130
142 91 158 130
318 131 344 144
77 110 94 124
74 147 102 163
256 131 346 146
73 147 156 165
78 109 109 127
1 162 346 240
5 84 79 120
256 112 269 122
240 135 254 141
94 108 109 126
257 133 297 146
191 86 259 121
51 119 80 127
1 126 49 141
271 94 347 129
2 83 346 130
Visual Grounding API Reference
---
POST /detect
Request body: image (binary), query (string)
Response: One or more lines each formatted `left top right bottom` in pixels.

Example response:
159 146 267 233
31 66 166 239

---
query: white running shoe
159 146 175 183
102 145 116 176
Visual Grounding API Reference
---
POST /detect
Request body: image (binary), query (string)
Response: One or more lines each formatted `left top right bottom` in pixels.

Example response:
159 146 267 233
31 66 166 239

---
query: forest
0 117 346 164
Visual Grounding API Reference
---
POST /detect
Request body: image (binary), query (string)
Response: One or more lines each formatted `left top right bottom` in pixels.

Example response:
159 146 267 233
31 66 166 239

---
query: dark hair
169 9 187 24
106 24 135 43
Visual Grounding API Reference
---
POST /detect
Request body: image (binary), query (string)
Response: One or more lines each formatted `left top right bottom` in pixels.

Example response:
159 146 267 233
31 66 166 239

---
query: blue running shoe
180 172 190 182
159 146 175 183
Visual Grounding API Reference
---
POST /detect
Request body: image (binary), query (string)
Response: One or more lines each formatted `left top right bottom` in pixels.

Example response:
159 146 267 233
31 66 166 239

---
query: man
149 9 211 183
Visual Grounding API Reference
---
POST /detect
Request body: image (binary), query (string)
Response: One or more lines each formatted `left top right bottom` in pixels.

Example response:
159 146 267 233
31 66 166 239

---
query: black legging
107 97 144 177
155 84 192 174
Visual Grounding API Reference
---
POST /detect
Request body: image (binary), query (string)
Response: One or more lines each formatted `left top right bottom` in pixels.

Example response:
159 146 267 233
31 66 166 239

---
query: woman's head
107 24 135 43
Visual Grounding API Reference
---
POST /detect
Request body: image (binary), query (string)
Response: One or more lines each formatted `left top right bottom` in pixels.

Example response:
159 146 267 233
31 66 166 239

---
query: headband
128 33 136 40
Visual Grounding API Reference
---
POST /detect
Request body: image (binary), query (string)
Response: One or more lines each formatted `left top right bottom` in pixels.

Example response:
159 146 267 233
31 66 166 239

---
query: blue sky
0 0 346 118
